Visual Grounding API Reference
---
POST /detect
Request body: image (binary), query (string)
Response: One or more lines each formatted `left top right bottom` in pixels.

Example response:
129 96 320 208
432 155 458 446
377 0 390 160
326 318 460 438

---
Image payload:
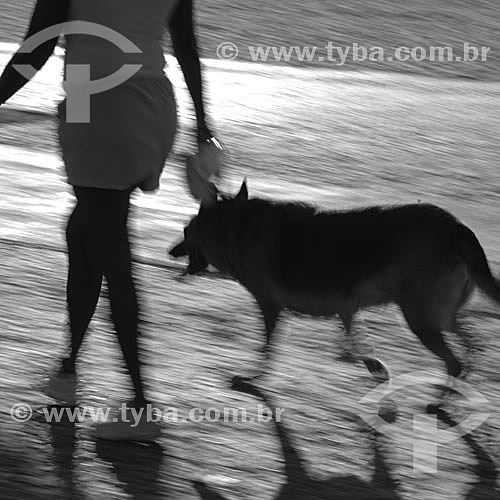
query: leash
0 236 232 279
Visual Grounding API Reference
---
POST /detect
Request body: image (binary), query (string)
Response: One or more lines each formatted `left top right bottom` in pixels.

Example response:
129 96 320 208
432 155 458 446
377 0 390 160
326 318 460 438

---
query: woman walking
0 0 217 440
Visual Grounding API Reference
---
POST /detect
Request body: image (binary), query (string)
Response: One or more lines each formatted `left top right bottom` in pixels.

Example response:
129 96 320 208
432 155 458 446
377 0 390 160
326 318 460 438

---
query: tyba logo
13 21 143 123
358 371 490 473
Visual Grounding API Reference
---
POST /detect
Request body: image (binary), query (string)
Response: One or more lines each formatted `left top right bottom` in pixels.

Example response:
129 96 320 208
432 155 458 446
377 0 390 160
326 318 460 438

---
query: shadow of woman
95 440 165 500
193 380 403 500
35 405 166 499
44 408 82 500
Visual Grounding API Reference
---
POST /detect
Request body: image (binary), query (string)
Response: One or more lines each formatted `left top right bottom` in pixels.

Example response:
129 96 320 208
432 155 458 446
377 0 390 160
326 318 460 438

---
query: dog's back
222 200 466 314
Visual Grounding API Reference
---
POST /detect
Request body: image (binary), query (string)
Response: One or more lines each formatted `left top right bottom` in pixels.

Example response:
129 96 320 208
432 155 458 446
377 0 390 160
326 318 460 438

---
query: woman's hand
186 137 226 203
168 1 226 203
0 0 69 106
197 123 213 143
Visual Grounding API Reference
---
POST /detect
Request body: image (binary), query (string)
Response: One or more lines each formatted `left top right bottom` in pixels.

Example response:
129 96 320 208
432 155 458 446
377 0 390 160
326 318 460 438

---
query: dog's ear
235 178 248 203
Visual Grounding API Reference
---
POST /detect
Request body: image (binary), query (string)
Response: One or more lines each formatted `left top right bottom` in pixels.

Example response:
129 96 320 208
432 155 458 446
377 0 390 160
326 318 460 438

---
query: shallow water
1 0 500 79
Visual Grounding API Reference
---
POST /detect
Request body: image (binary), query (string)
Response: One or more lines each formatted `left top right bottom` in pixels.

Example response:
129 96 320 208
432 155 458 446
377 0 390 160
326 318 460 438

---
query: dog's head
169 179 249 275
169 218 210 274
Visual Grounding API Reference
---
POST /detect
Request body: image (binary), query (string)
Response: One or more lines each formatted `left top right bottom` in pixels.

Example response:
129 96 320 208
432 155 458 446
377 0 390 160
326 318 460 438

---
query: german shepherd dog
170 181 500 396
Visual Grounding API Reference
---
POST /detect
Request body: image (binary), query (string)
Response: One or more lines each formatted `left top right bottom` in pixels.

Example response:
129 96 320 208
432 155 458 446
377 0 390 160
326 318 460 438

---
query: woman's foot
43 367 77 405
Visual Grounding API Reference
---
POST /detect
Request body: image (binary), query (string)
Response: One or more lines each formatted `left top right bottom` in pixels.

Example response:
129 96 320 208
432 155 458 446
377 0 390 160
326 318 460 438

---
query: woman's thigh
73 186 133 270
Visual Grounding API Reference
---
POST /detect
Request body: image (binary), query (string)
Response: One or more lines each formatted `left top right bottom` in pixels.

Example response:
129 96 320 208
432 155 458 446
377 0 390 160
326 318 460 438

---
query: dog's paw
174 271 192 283
426 402 444 415
378 397 398 424
338 349 357 363
230 376 254 393
363 357 391 384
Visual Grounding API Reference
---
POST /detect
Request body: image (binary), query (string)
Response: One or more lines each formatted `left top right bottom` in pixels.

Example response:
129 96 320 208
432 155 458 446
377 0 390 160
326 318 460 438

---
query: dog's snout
169 240 188 257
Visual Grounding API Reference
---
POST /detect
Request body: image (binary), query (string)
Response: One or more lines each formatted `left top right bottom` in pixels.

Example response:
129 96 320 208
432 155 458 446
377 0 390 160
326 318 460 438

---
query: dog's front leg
338 312 374 360
257 301 281 376
338 312 356 361
233 300 281 389
339 312 391 384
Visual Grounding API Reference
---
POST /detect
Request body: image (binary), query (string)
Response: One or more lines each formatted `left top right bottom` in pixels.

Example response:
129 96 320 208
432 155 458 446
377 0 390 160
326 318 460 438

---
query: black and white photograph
0 1 498 499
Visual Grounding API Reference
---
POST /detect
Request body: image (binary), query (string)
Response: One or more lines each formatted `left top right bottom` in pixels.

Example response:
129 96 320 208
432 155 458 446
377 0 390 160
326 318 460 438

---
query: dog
170 180 500 395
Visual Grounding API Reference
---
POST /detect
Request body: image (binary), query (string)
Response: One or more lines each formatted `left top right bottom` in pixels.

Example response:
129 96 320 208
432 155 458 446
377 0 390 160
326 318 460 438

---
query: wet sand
0 2 499 499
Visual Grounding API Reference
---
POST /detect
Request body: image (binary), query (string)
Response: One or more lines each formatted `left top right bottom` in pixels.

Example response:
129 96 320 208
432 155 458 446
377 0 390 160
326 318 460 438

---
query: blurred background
3 0 500 77
0 1 499 499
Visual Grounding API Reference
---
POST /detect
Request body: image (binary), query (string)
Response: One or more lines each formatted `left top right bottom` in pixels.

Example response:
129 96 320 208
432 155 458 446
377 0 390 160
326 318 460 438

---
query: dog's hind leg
401 265 471 406
433 314 477 404
447 278 475 381
339 312 391 384
450 315 476 381
401 304 462 407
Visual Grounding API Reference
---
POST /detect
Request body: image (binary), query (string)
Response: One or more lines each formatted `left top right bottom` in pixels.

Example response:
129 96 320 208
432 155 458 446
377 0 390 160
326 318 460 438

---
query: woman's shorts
58 76 177 192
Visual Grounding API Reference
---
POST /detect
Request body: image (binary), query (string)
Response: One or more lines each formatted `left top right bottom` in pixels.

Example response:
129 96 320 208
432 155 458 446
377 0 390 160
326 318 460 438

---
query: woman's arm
169 0 212 142
0 0 70 106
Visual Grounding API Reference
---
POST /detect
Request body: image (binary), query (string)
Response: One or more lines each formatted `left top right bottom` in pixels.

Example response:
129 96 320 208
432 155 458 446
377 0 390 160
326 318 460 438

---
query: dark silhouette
170 180 500 402
435 408 499 500
47 415 83 500
193 379 403 500
96 440 165 499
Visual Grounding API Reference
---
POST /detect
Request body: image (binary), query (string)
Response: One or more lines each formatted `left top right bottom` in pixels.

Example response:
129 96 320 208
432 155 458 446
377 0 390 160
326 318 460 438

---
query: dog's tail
455 223 500 304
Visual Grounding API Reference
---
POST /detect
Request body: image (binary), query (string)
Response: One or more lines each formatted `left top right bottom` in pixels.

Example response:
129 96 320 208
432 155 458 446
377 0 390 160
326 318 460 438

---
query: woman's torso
63 0 179 81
